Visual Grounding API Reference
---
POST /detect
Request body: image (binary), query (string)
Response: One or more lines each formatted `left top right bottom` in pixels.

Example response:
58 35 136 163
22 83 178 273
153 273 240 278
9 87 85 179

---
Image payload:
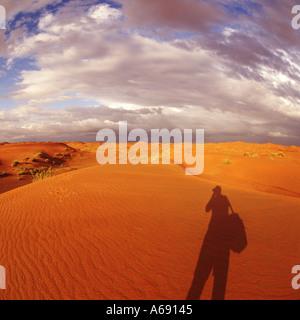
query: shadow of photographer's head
213 186 222 195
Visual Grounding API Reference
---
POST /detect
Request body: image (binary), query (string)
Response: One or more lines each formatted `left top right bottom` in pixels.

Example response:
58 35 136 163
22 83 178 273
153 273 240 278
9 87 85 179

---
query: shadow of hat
213 186 221 193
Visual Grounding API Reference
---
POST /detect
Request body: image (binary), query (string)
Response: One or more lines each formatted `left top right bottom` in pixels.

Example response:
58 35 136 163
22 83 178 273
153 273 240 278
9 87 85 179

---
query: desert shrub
36 152 50 159
0 172 7 178
221 159 232 165
16 169 27 176
243 152 259 158
37 152 48 159
271 152 286 158
30 167 54 182
12 160 20 167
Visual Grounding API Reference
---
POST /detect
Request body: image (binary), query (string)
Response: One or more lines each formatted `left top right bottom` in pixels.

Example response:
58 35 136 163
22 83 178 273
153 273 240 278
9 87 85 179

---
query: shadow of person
187 186 247 300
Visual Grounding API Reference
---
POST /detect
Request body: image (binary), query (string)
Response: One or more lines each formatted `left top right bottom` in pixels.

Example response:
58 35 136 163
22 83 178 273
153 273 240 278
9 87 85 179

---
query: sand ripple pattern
0 164 299 300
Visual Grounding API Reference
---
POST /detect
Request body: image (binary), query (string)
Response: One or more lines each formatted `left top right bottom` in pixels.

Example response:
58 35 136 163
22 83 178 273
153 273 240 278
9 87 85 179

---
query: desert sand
0 141 299 299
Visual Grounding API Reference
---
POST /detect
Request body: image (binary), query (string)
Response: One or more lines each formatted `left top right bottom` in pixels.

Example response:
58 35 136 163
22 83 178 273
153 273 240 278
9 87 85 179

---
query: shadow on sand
187 186 247 300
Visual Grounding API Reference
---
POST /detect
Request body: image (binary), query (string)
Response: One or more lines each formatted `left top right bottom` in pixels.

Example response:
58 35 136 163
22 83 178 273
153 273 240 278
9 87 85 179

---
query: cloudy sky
0 0 300 145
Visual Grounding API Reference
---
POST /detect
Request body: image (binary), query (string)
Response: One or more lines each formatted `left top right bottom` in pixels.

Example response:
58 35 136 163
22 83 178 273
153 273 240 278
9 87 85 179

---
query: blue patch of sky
219 0 263 18
210 0 263 34
1 1 119 108
0 96 17 110
94 0 122 9
7 0 121 36
1 57 39 85
210 22 254 34
173 31 197 39
0 57 39 110
0 1 121 111
7 0 68 36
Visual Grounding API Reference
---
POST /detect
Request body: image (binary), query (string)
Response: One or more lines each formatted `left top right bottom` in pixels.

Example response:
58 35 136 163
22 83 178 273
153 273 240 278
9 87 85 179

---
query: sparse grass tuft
243 152 259 158
36 152 49 159
221 159 232 165
0 172 7 178
30 167 54 182
16 168 28 176
271 152 286 158
12 160 20 167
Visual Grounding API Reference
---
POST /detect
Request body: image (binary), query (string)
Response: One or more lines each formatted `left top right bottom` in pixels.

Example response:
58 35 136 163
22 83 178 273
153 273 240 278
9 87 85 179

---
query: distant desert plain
0 141 299 299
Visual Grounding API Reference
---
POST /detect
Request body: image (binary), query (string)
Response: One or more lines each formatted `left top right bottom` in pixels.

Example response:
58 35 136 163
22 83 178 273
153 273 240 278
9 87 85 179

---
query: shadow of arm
205 195 214 212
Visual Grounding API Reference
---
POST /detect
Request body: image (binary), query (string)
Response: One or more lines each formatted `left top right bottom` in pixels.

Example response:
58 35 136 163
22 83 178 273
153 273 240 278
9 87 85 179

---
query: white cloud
1 0 300 144
268 132 289 138
88 4 123 23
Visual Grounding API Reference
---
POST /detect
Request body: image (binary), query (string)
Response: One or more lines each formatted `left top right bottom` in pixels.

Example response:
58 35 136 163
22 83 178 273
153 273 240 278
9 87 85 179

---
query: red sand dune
0 142 299 299
0 142 95 194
